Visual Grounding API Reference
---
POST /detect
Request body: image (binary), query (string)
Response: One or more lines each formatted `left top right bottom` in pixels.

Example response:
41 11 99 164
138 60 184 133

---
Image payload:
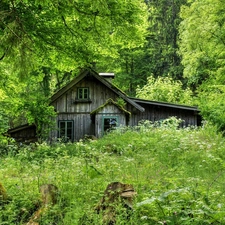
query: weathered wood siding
49 113 95 141
51 76 132 140
50 73 199 141
127 103 198 127
8 125 37 143
52 76 120 113
8 70 201 143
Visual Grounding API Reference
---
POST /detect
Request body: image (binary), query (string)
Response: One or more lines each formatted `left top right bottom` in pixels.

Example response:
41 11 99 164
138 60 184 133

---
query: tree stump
39 184 58 206
26 184 58 225
95 182 137 224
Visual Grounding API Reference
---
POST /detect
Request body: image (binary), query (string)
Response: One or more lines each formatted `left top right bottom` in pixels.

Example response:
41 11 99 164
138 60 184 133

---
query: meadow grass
1 121 225 224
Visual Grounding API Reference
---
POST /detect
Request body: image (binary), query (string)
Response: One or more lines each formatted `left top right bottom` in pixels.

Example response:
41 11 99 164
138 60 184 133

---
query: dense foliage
197 84 225 132
98 0 187 95
0 0 147 75
179 0 225 132
136 75 193 105
1 0 224 133
179 0 225 89
1 122 225 224
1 1 225 222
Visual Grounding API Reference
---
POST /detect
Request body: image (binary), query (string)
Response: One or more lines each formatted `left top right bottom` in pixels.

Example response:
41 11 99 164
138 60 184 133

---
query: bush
197 85 225 133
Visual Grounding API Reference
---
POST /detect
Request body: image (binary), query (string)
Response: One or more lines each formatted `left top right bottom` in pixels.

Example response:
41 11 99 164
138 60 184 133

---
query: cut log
26 184 58 225
95 182 137 224
39 184 58 206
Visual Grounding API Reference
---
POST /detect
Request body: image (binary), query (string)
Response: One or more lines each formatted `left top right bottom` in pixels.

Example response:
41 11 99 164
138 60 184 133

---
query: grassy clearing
1 121 225 224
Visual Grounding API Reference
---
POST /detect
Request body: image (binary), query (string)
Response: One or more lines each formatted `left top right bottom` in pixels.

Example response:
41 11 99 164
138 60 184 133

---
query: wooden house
7 69 201 142
49 69 201 141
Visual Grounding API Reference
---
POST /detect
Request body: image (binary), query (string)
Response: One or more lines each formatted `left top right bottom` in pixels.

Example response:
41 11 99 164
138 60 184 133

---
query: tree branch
0 52 5 60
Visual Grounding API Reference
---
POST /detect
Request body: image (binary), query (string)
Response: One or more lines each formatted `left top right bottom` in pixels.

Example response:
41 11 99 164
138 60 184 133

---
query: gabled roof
130 97 199 112
51 68 145 112
51 69 90 103
90 98 131 115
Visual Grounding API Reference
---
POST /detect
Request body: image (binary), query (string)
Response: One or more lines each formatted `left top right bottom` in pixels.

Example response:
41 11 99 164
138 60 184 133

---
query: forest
1 0 225 224
0 0 225 138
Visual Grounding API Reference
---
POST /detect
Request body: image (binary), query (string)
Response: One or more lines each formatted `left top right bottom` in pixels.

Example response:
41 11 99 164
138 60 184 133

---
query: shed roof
7 124 36 134
130 97 199 111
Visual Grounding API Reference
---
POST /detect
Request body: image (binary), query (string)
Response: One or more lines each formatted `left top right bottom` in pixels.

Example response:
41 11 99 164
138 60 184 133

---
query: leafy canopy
179 0 225 89
0 0 147 77
0 0 148 140
98 0 187 96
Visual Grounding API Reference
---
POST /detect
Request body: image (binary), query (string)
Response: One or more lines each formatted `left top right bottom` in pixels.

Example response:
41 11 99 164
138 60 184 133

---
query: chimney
99 73 115 82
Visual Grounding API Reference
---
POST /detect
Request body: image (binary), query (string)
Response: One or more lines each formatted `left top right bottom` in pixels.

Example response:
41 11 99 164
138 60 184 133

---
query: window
77 88 89 100
103 117 118 132
58 120 74 142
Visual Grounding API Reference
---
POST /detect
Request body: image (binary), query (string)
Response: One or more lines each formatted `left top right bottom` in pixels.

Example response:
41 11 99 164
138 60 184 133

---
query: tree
0 65 56 141
179 0 225 90
0 102 9 146
0 0 147 78
136 75 193 105
97 48 149 96
97 0 188 96
197 84 225 132
179 0 225 131
23 95 56 141
144 0 186 80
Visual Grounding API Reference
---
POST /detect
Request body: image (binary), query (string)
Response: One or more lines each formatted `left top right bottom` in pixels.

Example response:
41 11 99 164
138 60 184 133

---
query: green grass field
1 120 225 224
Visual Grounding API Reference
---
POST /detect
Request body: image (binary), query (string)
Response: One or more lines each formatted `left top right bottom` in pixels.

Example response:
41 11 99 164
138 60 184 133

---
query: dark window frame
102 116 119 133
77 87 89 100
58 120 74 142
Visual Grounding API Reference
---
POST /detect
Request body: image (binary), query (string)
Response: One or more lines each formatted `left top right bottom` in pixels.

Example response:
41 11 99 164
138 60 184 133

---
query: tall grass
1 120 225 224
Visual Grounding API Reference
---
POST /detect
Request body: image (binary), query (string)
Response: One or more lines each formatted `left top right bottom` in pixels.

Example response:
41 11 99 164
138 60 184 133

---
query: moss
90 98 131 116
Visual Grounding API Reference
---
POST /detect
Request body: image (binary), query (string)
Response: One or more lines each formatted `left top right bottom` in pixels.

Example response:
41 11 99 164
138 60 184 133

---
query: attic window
78 87 89 100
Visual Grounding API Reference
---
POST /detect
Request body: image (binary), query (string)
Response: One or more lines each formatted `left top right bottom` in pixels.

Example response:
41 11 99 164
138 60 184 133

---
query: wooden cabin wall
52 77 120 113
94 104 128 138
51 76 130 140
127 104 198 127
56 113 94 141
49 113 94 141
50 74 198 141
95 113 126 138
9 126 37 143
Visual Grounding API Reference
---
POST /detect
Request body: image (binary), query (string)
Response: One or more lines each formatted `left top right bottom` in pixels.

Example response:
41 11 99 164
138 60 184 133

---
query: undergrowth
1 119 225 224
